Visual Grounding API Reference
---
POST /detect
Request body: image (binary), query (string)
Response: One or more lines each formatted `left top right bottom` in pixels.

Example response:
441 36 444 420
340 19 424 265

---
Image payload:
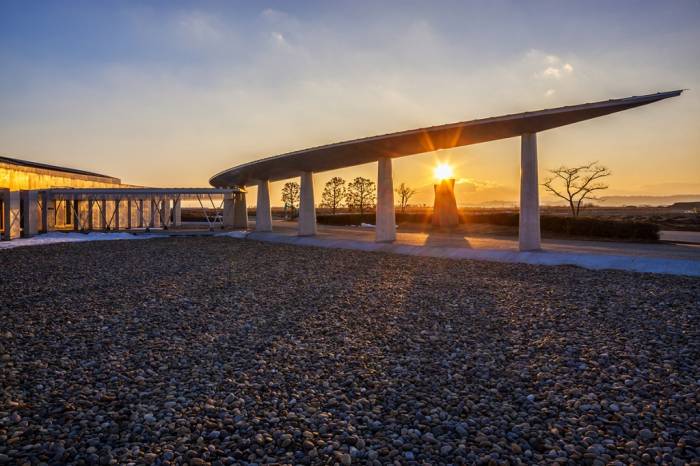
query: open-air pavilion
210 90 683 251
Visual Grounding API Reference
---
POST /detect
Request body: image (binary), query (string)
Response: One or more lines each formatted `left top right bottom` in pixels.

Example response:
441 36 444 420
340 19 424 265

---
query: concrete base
376 157 396 242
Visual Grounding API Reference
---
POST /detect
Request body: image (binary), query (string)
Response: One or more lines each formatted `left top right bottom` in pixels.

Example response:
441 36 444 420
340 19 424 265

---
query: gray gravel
1 237 698 465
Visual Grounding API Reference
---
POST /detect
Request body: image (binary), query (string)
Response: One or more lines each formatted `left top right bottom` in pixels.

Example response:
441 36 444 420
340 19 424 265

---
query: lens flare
434 163 453 180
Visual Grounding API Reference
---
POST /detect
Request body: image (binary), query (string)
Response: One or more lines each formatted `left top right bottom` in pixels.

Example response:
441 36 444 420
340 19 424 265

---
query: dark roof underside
210 90 682 187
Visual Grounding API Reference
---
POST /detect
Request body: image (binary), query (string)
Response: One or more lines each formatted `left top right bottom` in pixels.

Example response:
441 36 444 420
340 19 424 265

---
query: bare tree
320 176 346 215
281 181 300 219
395 182 416 214
543 162 611 217
346 177 376 218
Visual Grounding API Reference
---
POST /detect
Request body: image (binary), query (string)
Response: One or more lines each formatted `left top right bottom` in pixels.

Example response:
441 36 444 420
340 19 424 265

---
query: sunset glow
434 163 453 181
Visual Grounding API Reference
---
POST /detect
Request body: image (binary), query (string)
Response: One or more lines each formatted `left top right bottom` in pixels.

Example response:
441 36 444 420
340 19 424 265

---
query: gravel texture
1 237 699 465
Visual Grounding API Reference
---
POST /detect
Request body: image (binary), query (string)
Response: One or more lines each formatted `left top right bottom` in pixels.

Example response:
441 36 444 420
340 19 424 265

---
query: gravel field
1 237 699 465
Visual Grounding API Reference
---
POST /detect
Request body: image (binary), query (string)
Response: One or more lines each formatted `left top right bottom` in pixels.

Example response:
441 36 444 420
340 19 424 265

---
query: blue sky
1 0 699 204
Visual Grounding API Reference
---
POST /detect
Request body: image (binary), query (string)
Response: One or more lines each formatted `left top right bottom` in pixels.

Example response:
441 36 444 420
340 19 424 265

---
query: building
210 90 682 250
1 156 133 238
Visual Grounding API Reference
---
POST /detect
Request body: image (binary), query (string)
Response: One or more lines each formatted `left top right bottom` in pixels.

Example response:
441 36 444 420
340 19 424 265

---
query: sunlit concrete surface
237 221 700 276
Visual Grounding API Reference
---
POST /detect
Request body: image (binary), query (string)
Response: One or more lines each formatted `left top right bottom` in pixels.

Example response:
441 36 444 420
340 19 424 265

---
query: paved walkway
228 221 700 277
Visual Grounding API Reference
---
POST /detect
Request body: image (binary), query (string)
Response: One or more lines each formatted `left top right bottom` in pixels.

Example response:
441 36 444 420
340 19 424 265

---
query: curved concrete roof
210 90 682 188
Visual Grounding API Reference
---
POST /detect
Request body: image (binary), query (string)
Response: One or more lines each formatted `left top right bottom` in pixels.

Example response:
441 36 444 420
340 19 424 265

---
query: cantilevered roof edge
210 90 682 187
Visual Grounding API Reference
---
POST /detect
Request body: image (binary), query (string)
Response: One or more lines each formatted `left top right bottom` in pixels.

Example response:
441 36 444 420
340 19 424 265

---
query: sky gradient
1 0 699 206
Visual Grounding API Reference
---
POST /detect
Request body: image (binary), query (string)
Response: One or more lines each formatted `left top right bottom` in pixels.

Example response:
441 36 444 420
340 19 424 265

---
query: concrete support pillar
100 199 107 230
138 200 144 228
150 198 158 228
298 172 317 236
223 193 235 227
1 190 21 240
87 200 94 230
161 199 171 228
41 191 53 233
114 199 120 230
173 199 182 227
73 200 81 231
233 192 248 229
127 199 132 229
20 190 39 237
376 157 396 242
255 180 272 232
519 133 541 251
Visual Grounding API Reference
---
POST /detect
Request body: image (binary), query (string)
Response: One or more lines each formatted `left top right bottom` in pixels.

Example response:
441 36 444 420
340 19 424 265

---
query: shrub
315 212 659 241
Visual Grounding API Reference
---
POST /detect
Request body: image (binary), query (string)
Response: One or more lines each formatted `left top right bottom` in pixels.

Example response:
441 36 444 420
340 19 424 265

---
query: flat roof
0 155 120 182
210 90 682 188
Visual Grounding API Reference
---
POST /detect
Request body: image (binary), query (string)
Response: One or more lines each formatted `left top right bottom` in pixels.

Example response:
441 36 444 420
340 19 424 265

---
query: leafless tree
320 176 346 214
542 162 611 217
395 182 416 213
346 177 376 218
281 181 300 219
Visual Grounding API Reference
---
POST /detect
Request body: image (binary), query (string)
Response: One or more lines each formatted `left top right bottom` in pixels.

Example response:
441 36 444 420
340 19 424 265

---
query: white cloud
527 50 575 80
175 11 223 46
271 31 288 47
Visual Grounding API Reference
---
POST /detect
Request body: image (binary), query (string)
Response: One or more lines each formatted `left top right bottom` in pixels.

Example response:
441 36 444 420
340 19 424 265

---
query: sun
434 163 453 181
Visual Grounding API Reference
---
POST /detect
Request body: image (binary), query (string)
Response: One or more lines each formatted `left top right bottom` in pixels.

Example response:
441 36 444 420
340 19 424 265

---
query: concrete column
1 190 21 240
100 199 107 230
233 192 248 229
20 190 39 237
173 199 182 226
161 199 171 228
114 199 120 230
376 157 396 242
298 172 317 236
87 200 94 230
222 193 235 227
73 200 81 231
519 133 541 251
138 200 144 228
41 191 52 233
127 199 132 229
255 180 272 232
150 198 158 228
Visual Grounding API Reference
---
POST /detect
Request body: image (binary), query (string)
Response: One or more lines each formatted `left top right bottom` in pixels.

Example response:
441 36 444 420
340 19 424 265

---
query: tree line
279 161 612 219
281 177 417 217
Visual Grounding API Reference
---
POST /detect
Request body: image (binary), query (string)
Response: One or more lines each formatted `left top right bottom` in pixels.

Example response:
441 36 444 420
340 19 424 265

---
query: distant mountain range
596 194 700 206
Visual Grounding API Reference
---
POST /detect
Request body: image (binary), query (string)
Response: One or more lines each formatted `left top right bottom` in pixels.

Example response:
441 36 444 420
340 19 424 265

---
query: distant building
1 156 129 238
0 155 124 190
